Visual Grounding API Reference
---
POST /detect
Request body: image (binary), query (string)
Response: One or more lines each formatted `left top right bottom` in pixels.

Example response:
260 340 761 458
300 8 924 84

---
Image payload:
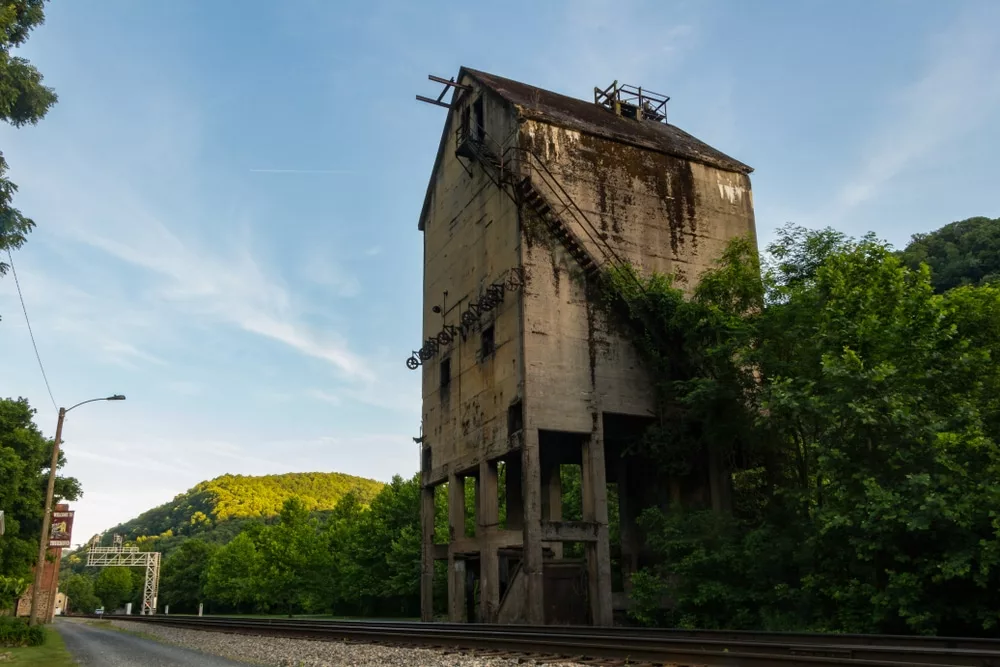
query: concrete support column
582 419 613 626
449 559 467 622
540 460 563 559
448 473 467 622
521 429 545 625
420 484 436 622
478 460 500 623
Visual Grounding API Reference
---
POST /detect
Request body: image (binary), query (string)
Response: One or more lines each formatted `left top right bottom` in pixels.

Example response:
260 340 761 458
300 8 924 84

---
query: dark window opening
440 357 452 389
481 325 495 359
422 447 432 473
507 400 523 435
461 105 471 142
473 96 485 141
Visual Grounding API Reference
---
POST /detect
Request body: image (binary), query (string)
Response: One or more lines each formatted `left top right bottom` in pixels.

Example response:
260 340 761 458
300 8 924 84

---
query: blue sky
2 0 998 544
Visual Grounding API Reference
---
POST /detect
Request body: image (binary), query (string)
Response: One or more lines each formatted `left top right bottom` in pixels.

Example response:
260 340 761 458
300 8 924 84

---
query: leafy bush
0 617 45 647
608 225 1000 635
0 577 28 613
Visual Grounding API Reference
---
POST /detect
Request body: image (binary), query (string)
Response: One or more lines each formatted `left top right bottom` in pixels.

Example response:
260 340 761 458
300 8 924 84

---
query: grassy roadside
2 626 75 666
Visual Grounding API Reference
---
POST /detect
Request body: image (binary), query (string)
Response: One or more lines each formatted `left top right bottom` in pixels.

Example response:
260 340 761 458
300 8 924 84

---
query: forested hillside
899 216 1000 292
62 472 384 570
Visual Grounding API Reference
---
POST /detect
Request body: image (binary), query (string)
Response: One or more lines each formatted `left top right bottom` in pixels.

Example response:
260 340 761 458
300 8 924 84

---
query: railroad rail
99 615 1000 666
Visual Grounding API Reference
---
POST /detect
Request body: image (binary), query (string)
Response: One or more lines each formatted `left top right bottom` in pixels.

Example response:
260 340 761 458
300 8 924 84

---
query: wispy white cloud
0 259 165 387
101 340 167 368
829 4 1000 220
364 245 382 257
301 251 362 298
306 388 343 406
71 446 196 477
74 213 374 381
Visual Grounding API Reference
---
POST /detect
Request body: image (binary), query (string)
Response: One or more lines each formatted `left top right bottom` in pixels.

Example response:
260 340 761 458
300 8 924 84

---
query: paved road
57 619 252 666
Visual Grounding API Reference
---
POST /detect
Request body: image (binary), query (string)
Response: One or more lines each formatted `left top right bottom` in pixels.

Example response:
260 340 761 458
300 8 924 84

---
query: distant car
95 607 104 616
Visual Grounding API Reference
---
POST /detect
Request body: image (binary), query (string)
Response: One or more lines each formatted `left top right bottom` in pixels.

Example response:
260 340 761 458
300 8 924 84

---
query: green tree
606 224 1000 636
899 216 1000 293
0 575 27 612
94 567 132 611
203 531 261 613
125 568 146 612
318 490 366 614
61 573 99 614
255 497 325 615
0 0 58 278
338 476 421 616
0 397 81 579
159 539 217 613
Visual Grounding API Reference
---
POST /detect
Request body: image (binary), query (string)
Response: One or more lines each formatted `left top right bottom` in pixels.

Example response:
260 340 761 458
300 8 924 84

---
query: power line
4 247 57 411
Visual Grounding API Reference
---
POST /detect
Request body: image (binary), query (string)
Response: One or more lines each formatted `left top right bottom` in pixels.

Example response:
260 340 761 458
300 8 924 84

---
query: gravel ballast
109 620 587 667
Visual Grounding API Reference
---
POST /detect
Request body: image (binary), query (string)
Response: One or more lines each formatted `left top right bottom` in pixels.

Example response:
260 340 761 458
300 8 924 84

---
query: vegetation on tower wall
598 221 1000 636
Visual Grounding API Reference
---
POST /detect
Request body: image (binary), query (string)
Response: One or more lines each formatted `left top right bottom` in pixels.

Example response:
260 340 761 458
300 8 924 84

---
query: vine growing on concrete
594 236 764 481
592 223 1000 636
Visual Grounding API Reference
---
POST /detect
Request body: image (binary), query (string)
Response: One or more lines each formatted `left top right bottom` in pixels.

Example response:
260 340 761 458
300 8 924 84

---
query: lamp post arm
28 393 123 625
66 396 116 413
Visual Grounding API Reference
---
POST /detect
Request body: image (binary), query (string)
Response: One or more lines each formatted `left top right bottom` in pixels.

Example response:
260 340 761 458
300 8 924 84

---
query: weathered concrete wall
518 120 757 431
419 86 757 624
420 78 523 484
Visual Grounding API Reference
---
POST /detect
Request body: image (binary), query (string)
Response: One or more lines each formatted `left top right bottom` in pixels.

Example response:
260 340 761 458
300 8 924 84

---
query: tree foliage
605 223 1000 636
0 397 81 580
158 539 218 614
899 216 1000 293
0 575 27 612
0 0 58 277
190 476 430 617
93 567 132 612
61 472 386 570
203 531 261 612
60 573 99 614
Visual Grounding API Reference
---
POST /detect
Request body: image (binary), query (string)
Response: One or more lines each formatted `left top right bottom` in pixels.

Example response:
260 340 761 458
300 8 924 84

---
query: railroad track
101 614 1000 667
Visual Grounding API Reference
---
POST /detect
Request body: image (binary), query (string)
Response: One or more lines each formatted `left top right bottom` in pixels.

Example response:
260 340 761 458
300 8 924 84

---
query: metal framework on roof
416 74 469 109
594 80 670 123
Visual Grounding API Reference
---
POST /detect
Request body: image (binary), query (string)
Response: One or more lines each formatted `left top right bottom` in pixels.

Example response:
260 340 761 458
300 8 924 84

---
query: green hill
63 472 384 568
899 216 1000 293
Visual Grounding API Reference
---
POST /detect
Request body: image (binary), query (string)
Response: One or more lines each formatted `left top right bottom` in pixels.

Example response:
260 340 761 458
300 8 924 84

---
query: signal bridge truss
86 534 161 615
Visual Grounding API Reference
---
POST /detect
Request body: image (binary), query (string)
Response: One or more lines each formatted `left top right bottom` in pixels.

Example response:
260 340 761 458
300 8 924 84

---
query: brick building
15 503 70 622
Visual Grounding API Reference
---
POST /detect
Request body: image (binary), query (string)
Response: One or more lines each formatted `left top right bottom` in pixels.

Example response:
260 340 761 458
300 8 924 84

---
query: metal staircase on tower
455 122 625 284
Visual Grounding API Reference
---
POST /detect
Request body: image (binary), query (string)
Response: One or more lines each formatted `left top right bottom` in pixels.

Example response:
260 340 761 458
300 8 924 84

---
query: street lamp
28 394 126 626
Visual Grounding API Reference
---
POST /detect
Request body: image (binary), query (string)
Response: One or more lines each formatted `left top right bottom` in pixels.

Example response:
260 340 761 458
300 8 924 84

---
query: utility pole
28 407 65 627
28 394 125 626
